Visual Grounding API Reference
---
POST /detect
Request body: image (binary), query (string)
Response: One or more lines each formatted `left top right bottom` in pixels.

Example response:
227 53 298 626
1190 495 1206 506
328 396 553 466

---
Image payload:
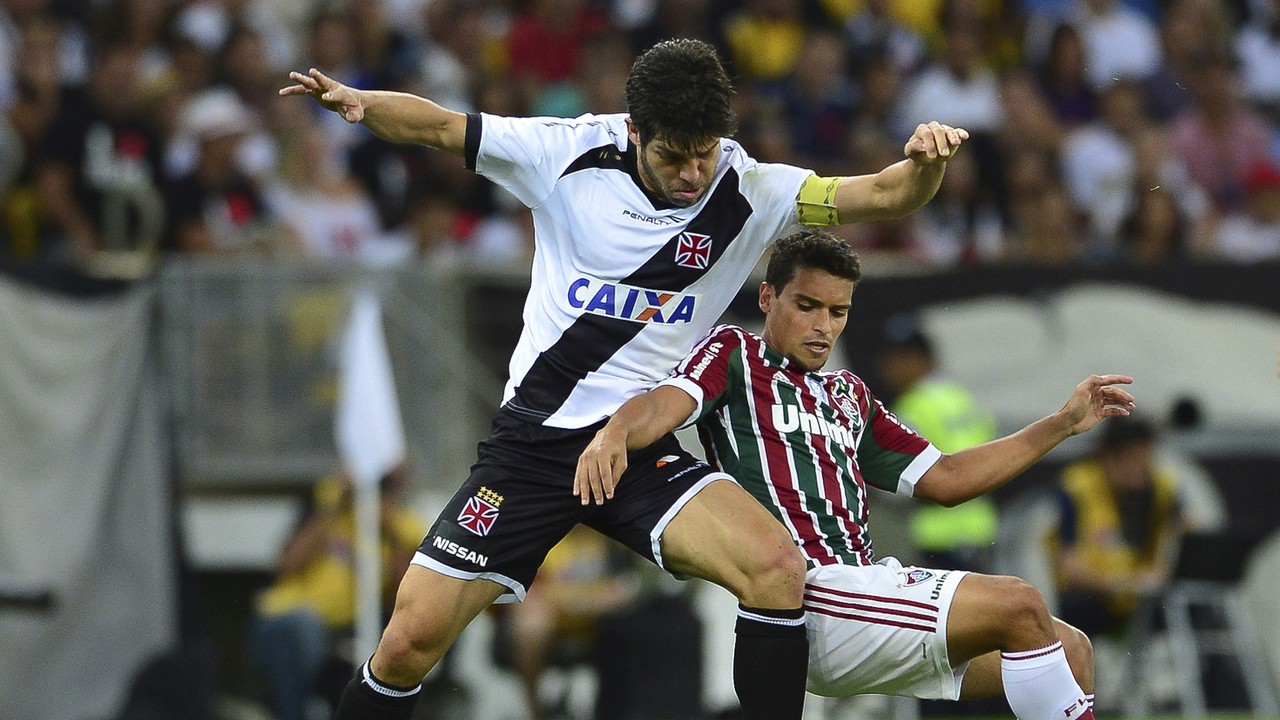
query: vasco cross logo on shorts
674 232 712 269
458 486 504 537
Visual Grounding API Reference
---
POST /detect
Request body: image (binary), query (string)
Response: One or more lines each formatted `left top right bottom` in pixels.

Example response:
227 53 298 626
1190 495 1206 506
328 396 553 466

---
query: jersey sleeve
856 391 941 497
657 325 744 429
739 160 814 247
467 113 615 208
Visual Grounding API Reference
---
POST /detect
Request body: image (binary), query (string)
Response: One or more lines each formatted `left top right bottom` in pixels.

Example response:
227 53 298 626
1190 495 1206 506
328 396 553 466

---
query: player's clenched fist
905 121 969 165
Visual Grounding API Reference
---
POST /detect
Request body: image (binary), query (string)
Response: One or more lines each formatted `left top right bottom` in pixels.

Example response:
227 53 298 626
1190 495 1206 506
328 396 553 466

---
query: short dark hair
1098 415 1157 453
625 39 737 152
765 229 862 292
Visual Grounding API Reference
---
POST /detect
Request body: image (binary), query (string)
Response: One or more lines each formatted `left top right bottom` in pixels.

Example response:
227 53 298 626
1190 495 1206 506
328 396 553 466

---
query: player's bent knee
992 576 1054 641
1056 620 1094 675
738 538 806 606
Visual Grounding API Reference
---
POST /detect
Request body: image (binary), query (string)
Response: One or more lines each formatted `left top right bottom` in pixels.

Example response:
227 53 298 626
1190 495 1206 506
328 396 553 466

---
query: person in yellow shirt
877 317 1000 571
1051 416 1183 637
249 469 426 720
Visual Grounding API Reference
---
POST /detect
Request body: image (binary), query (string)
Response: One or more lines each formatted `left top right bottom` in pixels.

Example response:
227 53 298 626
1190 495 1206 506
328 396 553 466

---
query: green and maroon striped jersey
660 325 942 567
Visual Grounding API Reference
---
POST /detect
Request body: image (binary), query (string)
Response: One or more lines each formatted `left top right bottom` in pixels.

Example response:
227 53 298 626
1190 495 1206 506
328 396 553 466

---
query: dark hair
625 39 737 152
1097 415 1156 453
764 229 862 292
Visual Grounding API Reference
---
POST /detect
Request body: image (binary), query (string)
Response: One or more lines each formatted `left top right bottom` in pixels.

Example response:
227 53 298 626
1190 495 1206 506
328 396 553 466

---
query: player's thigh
659 478 802 598
375 564 507 677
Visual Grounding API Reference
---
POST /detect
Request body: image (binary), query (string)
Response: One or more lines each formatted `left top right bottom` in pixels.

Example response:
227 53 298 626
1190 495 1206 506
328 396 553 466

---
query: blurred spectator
723 0 807 82
1006 175 1086 265
269 121 409 264
1050 416 1185 638
495 524 640 720
1145 0 1231 122
163 88 276 255
842 0 927 78
1170 51 1277 214
1069 0 1162 90
35 42 165 266
412 0 484 114
218 24 278 111
1236 0 1280 122
628 0 715 57
877 316 1000 571
1210 160 1280 262
911 144 1005 264
507 0 608 107
0 13 63 265
174 0 293 72
1118 186 1190 265
89 0 177 90
1059 80 1153 256
758 29 857 175
1036 22 1097 127
248 469 426 720
893 11 1002 139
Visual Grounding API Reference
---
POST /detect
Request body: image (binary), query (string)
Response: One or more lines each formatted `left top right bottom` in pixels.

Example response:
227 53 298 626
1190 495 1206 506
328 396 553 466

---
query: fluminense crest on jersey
567 277 697 324
674 231 713 269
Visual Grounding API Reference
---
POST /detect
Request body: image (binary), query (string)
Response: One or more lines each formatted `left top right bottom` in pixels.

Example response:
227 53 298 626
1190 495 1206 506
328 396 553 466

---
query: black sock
333 660 421 720
733 605 808 720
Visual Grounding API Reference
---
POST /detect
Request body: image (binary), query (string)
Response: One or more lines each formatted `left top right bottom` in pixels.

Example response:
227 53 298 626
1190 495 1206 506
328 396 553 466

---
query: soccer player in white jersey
281 40 967 720
577 230 1137 720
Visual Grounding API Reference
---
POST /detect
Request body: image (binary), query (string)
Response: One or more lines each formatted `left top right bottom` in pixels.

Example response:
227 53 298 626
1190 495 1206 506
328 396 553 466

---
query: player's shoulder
486 112 628 148
703 323 758 350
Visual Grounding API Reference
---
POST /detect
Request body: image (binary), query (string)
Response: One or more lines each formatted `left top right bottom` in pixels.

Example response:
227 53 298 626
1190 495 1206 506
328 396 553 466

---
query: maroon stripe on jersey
869 398 930 455
798 387 864 562
744 336 834 563
803 593 938 623
804 605 936 634
805 583 940 612
673 325 736 403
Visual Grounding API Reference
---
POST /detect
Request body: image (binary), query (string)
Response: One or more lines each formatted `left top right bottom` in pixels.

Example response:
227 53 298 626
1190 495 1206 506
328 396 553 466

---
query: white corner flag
335 288 406 661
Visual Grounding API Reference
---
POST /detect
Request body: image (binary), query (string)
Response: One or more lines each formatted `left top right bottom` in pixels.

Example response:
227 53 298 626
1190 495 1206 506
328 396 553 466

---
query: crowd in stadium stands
2 0 1280 274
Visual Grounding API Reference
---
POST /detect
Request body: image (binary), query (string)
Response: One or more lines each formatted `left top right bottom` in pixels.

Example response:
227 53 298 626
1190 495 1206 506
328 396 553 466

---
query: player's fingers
602 456 625 500
929 122 951 157
1092 373 1134 387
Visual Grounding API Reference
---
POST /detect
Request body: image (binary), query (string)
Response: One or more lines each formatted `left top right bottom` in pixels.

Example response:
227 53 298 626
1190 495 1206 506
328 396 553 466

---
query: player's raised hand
904 121 969 166
1059 374 1136 436
280 68 365 123
574 428 627 506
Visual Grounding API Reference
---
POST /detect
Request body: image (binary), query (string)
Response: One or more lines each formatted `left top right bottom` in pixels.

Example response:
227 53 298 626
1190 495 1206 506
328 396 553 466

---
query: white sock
1085 693 1095 709
1001 642 1091 720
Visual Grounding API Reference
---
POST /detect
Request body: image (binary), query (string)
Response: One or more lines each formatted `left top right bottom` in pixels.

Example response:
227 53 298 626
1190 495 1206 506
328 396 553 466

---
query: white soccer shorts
804 557 970 700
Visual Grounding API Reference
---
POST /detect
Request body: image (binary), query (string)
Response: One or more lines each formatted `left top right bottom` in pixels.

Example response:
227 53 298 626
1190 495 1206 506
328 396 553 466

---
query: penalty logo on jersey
674 232 713 269
458 487 503 536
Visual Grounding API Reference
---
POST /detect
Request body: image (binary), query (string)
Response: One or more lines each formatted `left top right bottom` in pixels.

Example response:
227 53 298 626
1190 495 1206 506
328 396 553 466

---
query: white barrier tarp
0 275 176 720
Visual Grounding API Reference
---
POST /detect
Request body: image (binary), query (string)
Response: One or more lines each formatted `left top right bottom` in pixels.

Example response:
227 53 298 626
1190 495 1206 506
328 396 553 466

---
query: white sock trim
361 661 422 698
737 608 806 627
1001 641 1064 666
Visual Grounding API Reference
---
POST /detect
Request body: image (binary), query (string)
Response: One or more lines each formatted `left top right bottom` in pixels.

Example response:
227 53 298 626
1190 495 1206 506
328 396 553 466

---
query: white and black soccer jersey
465 112 813 428
659 325 944 568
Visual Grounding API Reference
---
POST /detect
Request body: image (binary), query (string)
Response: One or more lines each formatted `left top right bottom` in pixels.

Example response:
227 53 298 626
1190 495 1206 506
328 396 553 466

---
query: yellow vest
257 478 426 629
895 380 999 550
1054 458 1180 614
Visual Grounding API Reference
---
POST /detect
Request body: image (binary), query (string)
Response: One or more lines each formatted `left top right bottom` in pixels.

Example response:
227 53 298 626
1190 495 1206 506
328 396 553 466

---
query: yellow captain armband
796 174 845 227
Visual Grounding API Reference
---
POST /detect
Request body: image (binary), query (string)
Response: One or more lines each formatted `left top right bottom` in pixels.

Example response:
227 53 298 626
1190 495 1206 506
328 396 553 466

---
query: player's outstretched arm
914 374 1135 507
573 386 696 506
827 122 969 223
279 68 467 156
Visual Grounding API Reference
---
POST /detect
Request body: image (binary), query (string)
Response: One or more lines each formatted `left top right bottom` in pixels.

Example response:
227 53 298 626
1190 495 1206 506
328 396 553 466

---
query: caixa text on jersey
567 277 697 324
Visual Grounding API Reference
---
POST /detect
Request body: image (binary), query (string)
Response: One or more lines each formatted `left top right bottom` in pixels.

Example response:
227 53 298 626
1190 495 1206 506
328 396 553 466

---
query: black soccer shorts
413 408 726 602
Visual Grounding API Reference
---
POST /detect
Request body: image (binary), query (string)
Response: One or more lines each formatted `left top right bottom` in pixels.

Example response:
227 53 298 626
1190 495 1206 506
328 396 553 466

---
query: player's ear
758 282 774 313
625 117 642 146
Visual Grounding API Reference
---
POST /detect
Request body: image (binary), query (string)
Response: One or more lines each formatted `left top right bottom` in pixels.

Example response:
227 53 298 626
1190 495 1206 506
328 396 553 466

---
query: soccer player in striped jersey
577 230 1137 720
282 39 967 720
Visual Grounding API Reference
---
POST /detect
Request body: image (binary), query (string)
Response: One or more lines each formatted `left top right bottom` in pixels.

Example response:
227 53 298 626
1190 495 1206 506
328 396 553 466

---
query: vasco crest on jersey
458 486 503 536
674 231 713 269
